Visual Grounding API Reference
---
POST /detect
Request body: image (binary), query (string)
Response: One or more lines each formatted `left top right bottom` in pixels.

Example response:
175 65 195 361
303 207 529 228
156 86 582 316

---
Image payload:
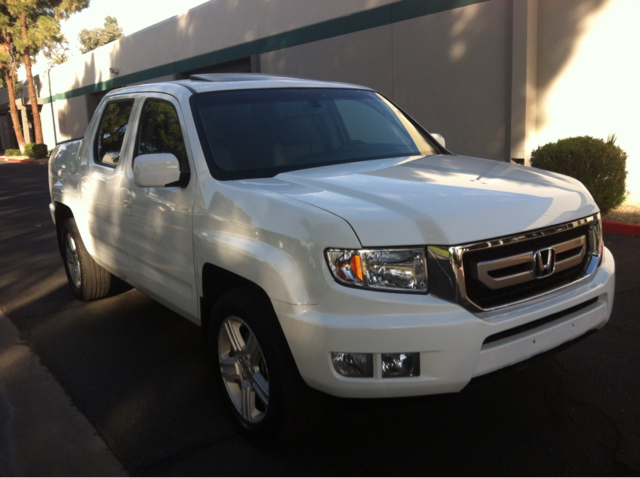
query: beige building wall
53 96 91 142
260 25 394 98
10 0 638 196
392 0 512 161
263 0 513 161
46 0 397 95
43 0 398 142
536 0 640 194
255 0 396 38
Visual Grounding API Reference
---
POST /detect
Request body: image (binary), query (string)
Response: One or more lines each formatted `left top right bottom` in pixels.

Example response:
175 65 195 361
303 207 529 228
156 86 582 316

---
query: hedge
530 135 627 214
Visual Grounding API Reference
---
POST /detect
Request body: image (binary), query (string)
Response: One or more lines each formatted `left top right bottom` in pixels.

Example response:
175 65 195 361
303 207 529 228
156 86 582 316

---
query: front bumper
273 247 615 398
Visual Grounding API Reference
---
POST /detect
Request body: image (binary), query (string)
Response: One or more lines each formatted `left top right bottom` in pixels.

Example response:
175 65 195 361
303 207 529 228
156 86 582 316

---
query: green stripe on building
43 0 488 104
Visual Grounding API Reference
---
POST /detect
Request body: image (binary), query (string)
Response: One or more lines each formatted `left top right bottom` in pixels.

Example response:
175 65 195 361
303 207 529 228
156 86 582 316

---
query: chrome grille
472 235 586 290
427 215 603 312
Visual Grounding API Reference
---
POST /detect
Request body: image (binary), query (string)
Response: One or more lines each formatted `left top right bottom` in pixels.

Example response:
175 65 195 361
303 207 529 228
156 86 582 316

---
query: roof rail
189 73 289 82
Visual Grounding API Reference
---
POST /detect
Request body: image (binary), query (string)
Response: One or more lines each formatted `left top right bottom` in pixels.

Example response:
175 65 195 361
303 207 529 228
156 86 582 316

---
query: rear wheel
61 218 111 301
209 288 322 446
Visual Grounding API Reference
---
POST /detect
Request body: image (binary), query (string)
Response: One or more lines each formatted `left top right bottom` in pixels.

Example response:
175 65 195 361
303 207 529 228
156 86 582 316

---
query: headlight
325 248 428 293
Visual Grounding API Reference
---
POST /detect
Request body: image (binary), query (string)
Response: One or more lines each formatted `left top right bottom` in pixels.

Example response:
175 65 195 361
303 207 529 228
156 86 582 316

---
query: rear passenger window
95 100 134 166
135 99 189 172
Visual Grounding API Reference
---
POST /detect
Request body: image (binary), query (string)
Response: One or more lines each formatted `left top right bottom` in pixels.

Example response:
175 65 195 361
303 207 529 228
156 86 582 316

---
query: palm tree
0 19 25 150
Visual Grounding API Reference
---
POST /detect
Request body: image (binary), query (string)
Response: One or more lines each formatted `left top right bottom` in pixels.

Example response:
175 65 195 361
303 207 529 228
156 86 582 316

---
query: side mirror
133 153 181 187
431 133 446 148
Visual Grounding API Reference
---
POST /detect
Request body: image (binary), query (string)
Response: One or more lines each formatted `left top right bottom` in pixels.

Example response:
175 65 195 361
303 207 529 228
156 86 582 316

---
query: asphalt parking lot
1 162 639 476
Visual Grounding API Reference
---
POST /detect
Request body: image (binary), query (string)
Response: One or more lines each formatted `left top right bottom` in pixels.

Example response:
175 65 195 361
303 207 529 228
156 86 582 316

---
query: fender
48 139 106 266
193 173 362 306
48 140 84 230
48 139 82 214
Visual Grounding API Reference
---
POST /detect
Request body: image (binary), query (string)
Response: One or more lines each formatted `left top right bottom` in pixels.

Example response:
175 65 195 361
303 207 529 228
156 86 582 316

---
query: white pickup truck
48 73 615 444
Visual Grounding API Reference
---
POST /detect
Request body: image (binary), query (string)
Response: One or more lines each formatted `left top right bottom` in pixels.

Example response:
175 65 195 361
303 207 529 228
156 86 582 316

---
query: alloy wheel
65 232 82 288
218 316 269 423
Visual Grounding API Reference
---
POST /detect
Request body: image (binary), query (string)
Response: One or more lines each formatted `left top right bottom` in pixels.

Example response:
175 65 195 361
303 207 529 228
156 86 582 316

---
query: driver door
121 93 198 321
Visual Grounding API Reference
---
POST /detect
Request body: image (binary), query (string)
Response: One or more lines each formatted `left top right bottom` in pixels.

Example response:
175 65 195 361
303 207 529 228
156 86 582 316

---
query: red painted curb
603 220 640 237
0 157 48 165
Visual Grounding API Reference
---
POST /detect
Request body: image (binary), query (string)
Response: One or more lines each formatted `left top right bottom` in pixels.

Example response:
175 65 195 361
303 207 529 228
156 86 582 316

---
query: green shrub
4 148 21 156
23 143 35 157
530 135 627 214
24 143 49 159
33 143 49 159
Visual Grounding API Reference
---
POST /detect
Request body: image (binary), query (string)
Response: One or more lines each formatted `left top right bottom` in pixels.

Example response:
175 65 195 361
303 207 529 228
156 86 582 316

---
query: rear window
190 88 440 180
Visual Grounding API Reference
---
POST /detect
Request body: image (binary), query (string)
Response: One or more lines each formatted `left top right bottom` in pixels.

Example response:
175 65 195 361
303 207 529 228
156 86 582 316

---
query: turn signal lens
351 254 363 281
326 248 428 292
325 250 365 286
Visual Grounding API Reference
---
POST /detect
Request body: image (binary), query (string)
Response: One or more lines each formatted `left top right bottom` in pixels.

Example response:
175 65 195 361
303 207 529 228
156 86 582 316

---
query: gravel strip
603 193 640 224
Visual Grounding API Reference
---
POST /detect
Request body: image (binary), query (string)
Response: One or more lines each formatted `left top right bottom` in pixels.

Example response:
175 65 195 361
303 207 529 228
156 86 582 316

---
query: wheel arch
53 201 75 258
200 263 277 345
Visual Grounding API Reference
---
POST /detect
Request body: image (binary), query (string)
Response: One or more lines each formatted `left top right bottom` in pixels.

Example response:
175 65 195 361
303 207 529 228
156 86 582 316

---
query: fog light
381 353 420 378
331 353 373 378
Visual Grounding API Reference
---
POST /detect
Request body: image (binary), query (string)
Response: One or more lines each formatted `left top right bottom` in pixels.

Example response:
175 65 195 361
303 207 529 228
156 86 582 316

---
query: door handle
122 191 133 216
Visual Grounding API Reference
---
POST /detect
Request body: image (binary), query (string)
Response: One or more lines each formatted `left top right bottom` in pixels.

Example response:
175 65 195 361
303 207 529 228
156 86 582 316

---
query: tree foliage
0 0 89 145
0 24 26 148
1 1 89 58
79 16 123 54
42 33 69 66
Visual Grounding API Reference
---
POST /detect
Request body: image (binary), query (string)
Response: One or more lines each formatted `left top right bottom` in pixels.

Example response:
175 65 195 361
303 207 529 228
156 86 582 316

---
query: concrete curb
603 220 640 237
0 157 49 165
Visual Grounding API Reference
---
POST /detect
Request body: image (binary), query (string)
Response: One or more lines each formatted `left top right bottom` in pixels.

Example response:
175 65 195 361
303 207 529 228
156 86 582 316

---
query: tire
60 218 112 301
208 288 323 446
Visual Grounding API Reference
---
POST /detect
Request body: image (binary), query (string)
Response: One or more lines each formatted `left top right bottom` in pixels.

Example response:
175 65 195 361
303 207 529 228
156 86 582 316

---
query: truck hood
267 154 598 246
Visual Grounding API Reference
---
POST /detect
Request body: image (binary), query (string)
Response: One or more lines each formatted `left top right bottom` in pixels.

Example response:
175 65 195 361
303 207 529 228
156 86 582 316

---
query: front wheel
60 218 111 301
209 288 322 446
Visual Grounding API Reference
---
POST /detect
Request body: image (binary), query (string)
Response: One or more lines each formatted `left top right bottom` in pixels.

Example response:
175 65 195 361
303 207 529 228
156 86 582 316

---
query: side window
136 99 189 172
95 100 135 166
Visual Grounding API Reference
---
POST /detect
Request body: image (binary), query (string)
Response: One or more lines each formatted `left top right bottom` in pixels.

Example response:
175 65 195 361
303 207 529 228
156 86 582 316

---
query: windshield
190 88 441 180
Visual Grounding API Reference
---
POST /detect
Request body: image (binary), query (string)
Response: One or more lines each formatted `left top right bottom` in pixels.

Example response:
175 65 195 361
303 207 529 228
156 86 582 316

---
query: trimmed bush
24 143 49 159
4 148 21 156
530 135 627 214
33 143 49 159
23 143 35 157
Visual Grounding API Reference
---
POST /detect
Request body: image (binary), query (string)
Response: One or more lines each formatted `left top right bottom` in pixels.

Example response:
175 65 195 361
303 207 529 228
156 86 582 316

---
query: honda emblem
533 247 556 278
